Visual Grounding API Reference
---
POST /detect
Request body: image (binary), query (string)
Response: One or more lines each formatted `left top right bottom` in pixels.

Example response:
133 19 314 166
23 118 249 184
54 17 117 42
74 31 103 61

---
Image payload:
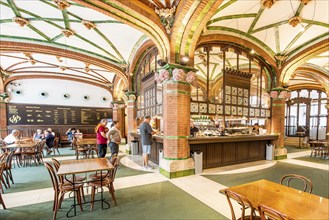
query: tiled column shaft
271 97 287 159
113 104 125 137
163 81 190 159
0 79 7 137
127 100 137 146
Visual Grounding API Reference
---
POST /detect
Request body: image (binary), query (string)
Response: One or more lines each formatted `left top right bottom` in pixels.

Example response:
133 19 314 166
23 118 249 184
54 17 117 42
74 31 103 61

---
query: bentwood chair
224 189 261 220
0 162 6 209
259 204 293 220
52 137 60 155
51 158 86 200
44 162 84 220
0 160 8 194
2 151 14 187
280 174 313 193
89 157 120 210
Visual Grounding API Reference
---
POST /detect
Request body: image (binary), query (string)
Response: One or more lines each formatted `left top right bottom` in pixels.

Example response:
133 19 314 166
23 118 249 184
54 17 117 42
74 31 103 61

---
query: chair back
5 151 14 169
280 174 313 193
44 162 59 192
0 153 8 163
109 157 120 181
0 162 6 176
51 158 60 171
259 204 292 220
53 137 59 147
224 189 256 220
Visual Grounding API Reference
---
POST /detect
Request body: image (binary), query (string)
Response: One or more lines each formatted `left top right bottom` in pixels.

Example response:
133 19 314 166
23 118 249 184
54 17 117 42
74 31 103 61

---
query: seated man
44 130 55 154
33 129 44 141
4 129 20 145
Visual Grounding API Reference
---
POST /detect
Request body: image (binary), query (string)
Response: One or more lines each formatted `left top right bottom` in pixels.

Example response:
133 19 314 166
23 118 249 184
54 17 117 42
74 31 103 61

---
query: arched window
285 89 327 140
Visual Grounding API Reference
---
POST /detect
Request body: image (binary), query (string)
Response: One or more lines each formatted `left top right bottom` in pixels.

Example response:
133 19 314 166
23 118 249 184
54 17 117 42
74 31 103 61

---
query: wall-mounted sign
7 103 112 126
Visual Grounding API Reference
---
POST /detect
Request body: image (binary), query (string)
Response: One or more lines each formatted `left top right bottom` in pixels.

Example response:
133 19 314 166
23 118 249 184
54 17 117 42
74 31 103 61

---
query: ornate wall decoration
190 102 199 113
199 103 207 113
155 7 176 34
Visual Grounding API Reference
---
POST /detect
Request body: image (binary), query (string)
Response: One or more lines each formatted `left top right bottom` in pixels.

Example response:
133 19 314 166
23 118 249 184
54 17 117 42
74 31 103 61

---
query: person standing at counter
190 120 199 137
107 121 121 159
140 116 156 169
252 123 260 135
95 119 108 158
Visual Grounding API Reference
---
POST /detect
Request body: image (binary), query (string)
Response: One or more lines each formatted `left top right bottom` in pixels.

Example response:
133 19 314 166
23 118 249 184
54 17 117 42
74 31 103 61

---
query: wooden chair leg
90 186 96 211
77 189 83 211
0 192 6 209
109 184 117 206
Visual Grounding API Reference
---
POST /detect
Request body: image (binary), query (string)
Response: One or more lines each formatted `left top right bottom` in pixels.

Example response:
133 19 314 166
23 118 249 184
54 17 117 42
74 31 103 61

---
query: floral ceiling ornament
155 6 176 34
270 87 291 100
289 16 302 27
274 54 288 69
300 0 312 5
260 0 277 9
82 20 96 30
0 68 12 80
155 68 198 86
84 63 90 72
12 17 29 27
62 29 75 37
53 0 70 10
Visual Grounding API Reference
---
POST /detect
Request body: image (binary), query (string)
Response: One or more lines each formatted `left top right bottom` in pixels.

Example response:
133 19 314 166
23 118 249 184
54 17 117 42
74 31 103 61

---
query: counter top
130 132 278 144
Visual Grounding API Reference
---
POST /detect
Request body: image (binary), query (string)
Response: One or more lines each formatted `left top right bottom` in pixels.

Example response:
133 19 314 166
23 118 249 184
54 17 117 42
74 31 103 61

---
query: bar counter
130 133 278 169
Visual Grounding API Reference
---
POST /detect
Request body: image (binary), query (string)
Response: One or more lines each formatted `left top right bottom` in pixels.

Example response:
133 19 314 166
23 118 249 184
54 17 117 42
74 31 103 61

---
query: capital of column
155 63 198 86
270 87 291 100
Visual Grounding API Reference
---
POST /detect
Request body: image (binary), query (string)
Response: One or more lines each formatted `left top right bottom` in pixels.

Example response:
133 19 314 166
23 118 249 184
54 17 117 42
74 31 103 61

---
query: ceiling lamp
0 68 12 79
82 20 96 30
62 29 75 37
260 0 276 9
288 16 302 27
53 0 70 10
300 0 312 5
12 17 29 27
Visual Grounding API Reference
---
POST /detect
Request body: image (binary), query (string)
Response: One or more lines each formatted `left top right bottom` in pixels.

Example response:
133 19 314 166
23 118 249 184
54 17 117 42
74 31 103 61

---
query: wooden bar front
130 133 278 168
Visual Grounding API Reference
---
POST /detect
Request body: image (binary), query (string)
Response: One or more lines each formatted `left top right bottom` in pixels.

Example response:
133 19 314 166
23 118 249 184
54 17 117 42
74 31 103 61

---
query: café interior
0 0 328 219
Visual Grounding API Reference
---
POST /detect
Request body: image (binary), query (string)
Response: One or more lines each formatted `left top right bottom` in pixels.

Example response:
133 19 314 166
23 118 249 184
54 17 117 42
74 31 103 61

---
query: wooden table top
1 143 36 149
57 158 114 176
221 179 329 219
77 139 97 145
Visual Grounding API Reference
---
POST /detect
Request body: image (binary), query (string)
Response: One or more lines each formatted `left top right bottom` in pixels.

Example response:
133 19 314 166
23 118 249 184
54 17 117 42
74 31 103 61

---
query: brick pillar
158 64 197 178
326 99 329 141
271 97 287 159
126 98 137 153
112 103 125 138
0 79 8 138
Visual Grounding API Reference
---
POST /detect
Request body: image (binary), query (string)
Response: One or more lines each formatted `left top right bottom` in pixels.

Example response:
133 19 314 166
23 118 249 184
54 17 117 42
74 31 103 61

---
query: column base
159 158 195 179
274 147 287 160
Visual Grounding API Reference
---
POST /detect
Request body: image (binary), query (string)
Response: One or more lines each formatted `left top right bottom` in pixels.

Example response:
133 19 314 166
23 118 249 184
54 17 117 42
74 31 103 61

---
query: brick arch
129 40 156 76
170 0 223 64
280 39 329 87
71 0 169 60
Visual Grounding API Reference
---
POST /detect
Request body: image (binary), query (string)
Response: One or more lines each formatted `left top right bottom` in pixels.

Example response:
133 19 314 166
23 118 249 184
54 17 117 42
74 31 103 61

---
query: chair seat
89 178 113 187
88 173 109 180
67 175 86 182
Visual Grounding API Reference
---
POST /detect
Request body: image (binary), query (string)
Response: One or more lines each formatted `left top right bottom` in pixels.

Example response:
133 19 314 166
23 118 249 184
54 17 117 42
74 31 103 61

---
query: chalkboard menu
7 104 113 126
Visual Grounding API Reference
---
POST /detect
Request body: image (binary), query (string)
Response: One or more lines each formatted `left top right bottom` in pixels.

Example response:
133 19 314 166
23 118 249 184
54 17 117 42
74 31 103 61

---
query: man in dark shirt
139 116 155 169
44 130 55 154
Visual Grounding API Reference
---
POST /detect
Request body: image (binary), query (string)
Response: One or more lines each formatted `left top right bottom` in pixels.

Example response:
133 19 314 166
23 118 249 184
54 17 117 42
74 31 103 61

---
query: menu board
7 104 112 126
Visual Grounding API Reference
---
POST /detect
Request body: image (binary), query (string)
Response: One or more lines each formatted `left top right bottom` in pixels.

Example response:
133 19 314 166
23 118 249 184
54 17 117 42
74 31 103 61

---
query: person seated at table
47 127 56 137
74 129 83 140
4 129 20 145
33 129 44 141
106 121 121 159
44 130 55 155
66 128 76 142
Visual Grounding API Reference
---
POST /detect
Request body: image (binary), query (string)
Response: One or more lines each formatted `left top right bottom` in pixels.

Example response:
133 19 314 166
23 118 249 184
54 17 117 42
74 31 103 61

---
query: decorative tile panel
261 109 266 117
243 108 248 116
190 102 198 113
244 89 249 97
243 98 248 106
232 96 237 104
231 106 237 115
238 97 243 105
250 108 254 116
225 95 231 104
225 105 231 114
237 107 243 115
225 86 231 95
266 109 271 118
255 109 260 117
232 87 237 95
216 105 223 114
199 103 207 113
209 104 216 114
238 88 243 96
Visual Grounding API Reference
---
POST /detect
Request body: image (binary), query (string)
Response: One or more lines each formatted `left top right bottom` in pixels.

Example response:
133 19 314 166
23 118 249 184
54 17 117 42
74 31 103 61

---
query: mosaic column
157 64 197 178
270 88 290 160
0 78 9 137
112 101 125 138
326 99 329 141
125 93 137 154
